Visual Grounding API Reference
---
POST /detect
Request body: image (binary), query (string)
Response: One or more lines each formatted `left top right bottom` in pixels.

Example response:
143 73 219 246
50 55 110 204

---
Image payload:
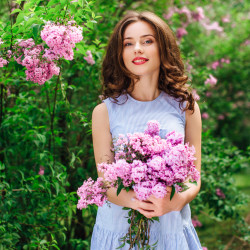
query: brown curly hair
101 11 195 111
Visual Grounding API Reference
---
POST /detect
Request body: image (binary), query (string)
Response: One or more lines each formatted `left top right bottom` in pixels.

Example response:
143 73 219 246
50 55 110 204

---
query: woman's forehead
123 21 156 39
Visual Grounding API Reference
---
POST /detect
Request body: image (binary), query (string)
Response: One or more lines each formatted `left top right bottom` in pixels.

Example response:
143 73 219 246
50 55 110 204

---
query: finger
137 209 155 219
138 201 155 211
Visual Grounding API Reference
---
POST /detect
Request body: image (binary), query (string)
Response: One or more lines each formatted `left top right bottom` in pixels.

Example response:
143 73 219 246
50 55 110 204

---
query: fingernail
131 198 135 201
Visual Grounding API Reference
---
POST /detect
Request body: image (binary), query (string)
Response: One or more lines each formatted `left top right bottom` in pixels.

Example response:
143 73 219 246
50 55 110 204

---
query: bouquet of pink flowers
77 120 200 249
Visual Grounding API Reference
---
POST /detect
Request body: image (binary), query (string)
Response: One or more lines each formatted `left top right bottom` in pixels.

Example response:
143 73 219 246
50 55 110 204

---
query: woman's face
122 21 161 77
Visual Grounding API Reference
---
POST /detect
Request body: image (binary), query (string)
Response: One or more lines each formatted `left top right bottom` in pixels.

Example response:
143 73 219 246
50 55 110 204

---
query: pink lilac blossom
176 27 188 39
211 61 220 70
144 120 160 137
204 74 217 86
77 177 109 209
38 166 45 175
84 50 95 65
192 89 200 101
185 60 193 73
206 91 212 97
0 58 8 67
41 21 83 61
7 87 11 97
217 114 225 120
178 6 192 23
222 15 230 23
220 58 230 64
243 40 250 46
201 112 209 119
202 21 223 32
0 39 9 67
15 43 60 85
77 121 200 208
202 247 208 250
163 7 178 20
192 218 202 227
216 188 225 199
191 7 205 22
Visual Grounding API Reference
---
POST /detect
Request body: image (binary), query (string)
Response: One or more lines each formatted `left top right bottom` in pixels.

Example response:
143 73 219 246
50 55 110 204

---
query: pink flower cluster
14 39 60 85
216 188 225 199
192 217 202 227
38 165 45 175
211 58 230 70
10 21 83 85
77 121 200 208
77 177 109 209
164 6 224 40
0 39 9 68
204 74 217 86
192 89 200 101
41 21 83 61
84 50 95 65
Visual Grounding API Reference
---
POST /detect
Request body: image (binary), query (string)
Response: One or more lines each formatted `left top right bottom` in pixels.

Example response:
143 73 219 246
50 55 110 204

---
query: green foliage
0 0 249 249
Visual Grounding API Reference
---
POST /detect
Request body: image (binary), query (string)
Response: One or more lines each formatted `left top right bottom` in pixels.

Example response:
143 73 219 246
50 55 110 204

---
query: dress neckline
127 91 163 104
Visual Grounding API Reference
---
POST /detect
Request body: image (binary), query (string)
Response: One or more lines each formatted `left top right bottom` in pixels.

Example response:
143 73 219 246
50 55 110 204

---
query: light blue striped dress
91 91 202 250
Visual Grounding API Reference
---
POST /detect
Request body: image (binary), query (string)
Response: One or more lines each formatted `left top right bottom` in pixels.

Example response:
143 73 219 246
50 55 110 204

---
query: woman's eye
124 42 132 47
144 40 153 44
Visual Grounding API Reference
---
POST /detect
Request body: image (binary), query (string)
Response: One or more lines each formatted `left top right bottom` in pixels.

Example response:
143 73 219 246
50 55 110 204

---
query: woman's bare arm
92 103 140 209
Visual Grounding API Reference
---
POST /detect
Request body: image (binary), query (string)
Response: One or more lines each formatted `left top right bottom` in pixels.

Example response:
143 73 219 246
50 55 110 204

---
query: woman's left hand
135 186 187 218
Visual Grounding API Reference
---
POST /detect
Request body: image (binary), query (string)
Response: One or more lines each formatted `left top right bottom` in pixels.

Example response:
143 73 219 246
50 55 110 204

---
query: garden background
0 0 249 249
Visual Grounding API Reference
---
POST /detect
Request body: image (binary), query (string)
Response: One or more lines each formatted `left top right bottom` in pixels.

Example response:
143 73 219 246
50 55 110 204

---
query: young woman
91 11 202 250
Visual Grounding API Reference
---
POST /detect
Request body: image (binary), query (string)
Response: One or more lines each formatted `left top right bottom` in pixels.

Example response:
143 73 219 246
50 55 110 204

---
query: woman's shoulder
92 103 109 123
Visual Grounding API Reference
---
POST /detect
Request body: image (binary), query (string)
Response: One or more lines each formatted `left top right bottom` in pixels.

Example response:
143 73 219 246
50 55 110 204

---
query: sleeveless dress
91 91 202 250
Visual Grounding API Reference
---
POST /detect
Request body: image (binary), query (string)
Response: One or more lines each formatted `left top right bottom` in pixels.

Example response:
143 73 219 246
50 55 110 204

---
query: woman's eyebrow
123 34 155 40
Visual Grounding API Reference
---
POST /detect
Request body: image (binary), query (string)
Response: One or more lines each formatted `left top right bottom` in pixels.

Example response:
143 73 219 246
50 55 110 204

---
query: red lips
132 57 149 65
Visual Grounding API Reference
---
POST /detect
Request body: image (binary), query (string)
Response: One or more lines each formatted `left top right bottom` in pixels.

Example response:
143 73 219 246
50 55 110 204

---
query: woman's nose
134 42 143 54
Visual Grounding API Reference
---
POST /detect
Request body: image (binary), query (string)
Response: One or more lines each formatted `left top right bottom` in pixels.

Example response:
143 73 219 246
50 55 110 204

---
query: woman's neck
129 73 160 101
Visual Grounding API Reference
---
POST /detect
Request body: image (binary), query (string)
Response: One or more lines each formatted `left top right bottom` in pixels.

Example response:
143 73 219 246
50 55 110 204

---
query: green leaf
10 9 21 15
78 0 83 7
116 242 125 249
152 216 159 222
60 0 66 5
47 0 58 7
170 185 175 200
32 24 41 40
